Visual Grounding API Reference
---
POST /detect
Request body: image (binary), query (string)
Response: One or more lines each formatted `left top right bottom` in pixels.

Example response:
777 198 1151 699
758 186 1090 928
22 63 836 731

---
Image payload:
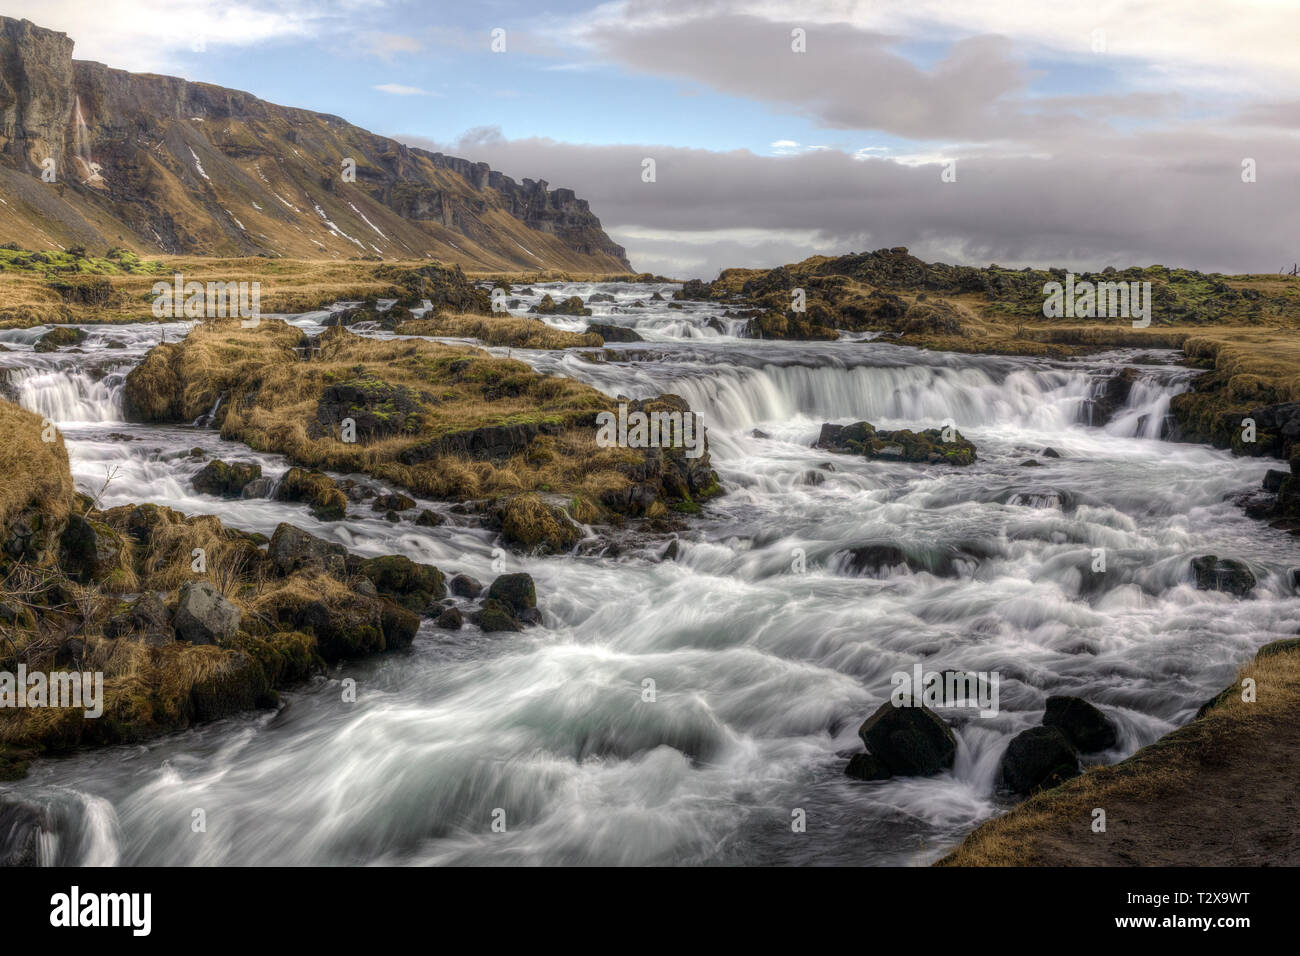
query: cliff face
0 17 630 271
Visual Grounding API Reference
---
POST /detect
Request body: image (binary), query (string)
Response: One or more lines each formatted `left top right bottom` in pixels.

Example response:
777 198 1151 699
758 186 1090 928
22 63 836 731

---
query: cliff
0 17 630 271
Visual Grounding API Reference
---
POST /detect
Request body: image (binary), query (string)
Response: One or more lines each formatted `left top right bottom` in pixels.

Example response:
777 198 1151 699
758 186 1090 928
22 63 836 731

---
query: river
1 281 1295 866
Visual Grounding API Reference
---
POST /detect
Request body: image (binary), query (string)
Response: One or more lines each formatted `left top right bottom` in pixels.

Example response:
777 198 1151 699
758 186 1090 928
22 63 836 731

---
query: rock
857 698 958 776
499 493 580 552
587 292 616 303
415 509 444 527
379 602 420 648
267 523 347 577
274 467 348 520
1042 696 1118 752
473 599 522 633
1190 555 1256 597
240 476 274 499
357 555 446 612
33 326 87 352
1264 469 1288 493
487 573 537 614
585 322 642 342
1000 726 1080 795
1020 459 1041 467
58 515 126 585
532 293 591 316
816 420 977 465
1041 447 1062 458
383 511 399 522
844 753 893 781
173 581 241 645
660 540 680 562
1088 367 1141 426
844 543 981 578
105 591 174 646
314 377 427 443
372 493 415 512
435 606 463 629
192 459 262 498
449 573 484 598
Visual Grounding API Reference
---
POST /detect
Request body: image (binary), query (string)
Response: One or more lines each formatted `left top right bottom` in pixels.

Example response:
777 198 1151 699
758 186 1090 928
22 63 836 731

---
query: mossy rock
274 467 348 520
357 554 446 611
33 326 88 352
501 493 581 553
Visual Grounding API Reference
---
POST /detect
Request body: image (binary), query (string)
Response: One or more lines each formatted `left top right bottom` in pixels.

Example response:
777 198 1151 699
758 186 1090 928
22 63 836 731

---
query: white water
1 287 1295 866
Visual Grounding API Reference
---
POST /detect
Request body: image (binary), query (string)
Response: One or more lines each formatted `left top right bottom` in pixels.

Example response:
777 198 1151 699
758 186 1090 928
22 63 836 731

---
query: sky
12 0 1300 277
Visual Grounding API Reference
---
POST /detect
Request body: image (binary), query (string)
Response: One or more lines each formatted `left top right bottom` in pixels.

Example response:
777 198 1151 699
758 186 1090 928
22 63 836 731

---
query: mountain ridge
0 16 630 271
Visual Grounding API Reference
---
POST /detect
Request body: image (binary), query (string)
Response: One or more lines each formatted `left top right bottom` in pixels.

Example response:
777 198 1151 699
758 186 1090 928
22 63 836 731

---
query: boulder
192 459 262 498
58 515 126 585
1000 726 1080 795
105 591 174 646
357 555 446 611
585 322 643 342
415 509 444 527
1190 555 1256 597
173 581 241 645
371 493 416 512
33 326 87 353
844 753 893 781
857 699 958 776
449 573 484 598
274 468 348 521
473 599 522 633
1042 696 1118 752
434 606 463 630
267 523 347 577
487 573 537 614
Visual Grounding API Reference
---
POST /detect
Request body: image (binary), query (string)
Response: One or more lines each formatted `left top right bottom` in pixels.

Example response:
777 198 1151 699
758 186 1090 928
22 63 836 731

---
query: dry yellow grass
395 313 602 349
0 401 74 550
937 642 1300 866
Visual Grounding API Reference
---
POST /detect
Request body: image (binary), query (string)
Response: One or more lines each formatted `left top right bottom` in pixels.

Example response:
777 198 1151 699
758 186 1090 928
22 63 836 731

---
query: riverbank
937 638 1300 866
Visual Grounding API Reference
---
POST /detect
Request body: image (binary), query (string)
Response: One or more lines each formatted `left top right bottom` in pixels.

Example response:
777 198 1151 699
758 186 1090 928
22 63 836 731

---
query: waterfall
6 366 124 423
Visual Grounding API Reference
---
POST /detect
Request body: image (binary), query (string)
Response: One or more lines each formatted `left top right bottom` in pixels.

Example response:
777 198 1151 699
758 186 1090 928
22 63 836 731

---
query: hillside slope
0 17 629 272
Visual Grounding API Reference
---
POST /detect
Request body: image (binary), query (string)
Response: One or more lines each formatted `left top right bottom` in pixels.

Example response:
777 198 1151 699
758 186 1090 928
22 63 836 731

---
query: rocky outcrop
817 421 977 465
192 459 262 498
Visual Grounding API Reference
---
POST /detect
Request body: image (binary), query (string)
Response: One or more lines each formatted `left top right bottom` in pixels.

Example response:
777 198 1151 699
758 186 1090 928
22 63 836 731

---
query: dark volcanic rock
857 698 958 776
1000 726 1080 795
585 322 643 342
844 752 893 781
817 420 977 465
192 459 262 498
1042 696 1118 752
1190 555 1256 597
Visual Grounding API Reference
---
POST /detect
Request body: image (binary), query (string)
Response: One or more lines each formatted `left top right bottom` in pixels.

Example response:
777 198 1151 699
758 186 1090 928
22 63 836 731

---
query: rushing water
1 285 1296 866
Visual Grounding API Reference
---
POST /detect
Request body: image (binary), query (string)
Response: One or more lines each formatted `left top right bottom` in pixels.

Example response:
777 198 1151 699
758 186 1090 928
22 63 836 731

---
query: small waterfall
639 362 1097 433
72 97 105 185
7 366 124 423
1102 374 1189 440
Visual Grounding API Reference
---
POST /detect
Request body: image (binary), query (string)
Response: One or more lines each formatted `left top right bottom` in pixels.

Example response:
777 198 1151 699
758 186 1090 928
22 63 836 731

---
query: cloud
373 83 439 96
407 129 1300 279
361 32 423 61
5 0 339 73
